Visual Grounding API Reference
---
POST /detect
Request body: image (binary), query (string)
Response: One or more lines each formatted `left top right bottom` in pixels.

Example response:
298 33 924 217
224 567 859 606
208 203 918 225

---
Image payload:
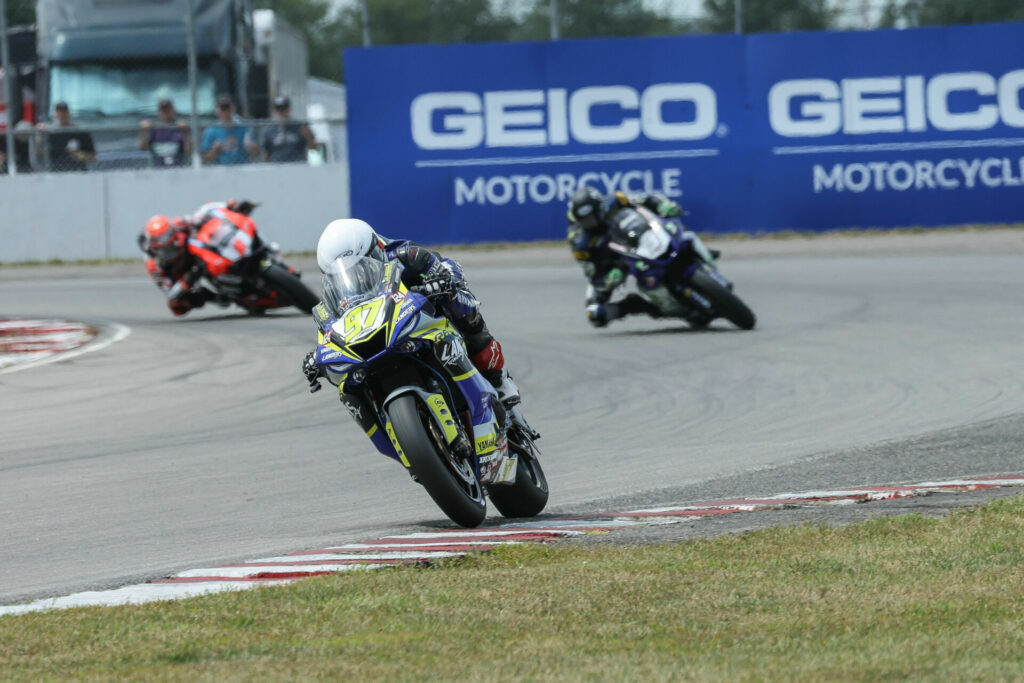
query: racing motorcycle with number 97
308 255 548 527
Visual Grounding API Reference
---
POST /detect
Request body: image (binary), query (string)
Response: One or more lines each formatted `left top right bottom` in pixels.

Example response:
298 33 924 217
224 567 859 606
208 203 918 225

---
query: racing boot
486 367 521 408
601 293 663 324
586 302 609 327
469 337 521 407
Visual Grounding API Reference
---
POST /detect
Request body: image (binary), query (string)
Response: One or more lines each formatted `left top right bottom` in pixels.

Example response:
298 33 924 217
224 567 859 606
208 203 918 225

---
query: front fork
685 231 717 266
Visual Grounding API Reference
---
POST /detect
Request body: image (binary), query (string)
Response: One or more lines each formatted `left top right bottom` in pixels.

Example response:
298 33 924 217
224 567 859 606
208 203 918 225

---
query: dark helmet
569 186 605 233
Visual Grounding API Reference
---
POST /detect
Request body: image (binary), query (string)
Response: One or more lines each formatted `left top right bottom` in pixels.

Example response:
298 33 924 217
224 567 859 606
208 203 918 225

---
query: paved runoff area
2 475 1021 617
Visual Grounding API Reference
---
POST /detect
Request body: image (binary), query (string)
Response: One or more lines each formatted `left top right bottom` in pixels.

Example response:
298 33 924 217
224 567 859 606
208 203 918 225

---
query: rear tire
688 269 756 330
387 394 487 528
487 431 548 518
262 263 320 313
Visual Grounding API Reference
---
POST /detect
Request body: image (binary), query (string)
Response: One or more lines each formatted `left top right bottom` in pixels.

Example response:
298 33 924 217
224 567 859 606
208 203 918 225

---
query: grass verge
3 496 1024 680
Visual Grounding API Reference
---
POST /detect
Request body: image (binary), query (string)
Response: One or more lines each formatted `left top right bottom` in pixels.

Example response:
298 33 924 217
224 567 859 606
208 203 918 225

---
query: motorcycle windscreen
322 256 386 317
610 208 671 260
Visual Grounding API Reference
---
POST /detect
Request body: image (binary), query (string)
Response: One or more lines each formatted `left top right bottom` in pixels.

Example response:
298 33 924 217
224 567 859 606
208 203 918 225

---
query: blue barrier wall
346 22 1024 243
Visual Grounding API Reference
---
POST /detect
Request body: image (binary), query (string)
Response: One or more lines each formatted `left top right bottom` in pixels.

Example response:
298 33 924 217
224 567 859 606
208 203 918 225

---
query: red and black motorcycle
185 201 319 315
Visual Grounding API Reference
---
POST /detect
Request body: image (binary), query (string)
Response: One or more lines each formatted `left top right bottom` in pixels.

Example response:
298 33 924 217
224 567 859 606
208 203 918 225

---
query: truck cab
35 0 271 169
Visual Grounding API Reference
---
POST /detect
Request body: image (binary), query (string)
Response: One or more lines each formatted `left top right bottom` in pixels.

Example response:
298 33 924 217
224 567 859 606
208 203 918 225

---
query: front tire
387 394 487 527
262 263 320 313
688 269 756 330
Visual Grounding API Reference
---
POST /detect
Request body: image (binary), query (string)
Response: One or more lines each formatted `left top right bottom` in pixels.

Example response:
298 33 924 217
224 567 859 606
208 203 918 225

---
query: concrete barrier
0 163 350 263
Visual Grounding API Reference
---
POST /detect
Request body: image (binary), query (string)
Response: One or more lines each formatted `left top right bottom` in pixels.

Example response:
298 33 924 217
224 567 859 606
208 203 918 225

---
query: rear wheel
487 428 548 518
387 394 487 528
688 269 756 330
262 263 320 313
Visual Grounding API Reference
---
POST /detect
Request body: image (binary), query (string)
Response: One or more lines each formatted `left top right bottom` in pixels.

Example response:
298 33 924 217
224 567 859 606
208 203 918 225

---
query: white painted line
622 478 1024 515
174 564 375 579
320 541 522 551
765 490 901 500
625 503 777 514
914 478 1024 487
493 519 661 529
250 551 462 562
381 529 586 539
0 580 292 617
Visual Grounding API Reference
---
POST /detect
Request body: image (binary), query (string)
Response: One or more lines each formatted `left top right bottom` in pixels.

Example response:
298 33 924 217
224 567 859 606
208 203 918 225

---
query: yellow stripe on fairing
452 368 478 382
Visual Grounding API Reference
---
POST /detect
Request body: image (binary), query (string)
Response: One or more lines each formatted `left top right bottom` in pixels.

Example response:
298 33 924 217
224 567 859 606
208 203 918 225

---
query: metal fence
3 115 347 174
0 0 347 176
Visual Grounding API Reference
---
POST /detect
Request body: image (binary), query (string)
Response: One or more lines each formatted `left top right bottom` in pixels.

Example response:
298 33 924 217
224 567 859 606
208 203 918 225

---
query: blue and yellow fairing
313 261 502 467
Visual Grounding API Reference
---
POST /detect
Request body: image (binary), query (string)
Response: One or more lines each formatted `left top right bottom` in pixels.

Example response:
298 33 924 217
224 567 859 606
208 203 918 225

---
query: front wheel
687 269 756 330
387 394 487 527
262 263 320 313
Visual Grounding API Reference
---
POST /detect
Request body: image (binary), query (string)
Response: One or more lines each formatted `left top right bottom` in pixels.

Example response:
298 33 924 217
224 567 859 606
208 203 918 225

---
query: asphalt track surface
2 229 1024 605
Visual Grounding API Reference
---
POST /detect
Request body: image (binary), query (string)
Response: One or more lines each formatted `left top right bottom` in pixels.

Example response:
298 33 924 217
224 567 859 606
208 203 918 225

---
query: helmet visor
322 255 385 316
153 239 181 262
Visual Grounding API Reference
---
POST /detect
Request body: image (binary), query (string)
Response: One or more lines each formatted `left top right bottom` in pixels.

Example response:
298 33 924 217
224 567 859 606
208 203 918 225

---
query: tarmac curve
2 228 1024 606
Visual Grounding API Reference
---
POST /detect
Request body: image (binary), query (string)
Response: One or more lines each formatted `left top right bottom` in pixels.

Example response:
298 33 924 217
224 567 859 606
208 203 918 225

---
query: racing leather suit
141 222 209 316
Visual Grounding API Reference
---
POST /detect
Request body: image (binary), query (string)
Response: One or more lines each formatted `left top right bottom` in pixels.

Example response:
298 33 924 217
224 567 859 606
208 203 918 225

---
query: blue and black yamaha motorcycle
605 206 756 330
309 256 547 527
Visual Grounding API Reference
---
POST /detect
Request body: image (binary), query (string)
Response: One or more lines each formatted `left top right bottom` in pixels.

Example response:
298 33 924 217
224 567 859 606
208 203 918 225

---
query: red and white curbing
0 318 128 373
2 475 1022 616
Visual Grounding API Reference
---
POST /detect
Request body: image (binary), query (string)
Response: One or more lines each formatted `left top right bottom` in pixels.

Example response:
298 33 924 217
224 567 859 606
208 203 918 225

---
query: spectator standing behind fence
0 122 33 174
139 98 191 168
260 95 317 163
201 95 256 165
36 101 96 172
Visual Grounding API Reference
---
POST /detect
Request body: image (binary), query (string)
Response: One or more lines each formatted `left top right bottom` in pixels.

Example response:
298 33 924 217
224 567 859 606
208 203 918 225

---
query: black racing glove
416 274 453 299
303 350 322 393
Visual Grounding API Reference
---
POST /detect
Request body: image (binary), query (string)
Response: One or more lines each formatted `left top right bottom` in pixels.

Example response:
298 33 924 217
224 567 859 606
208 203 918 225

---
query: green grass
4 496 1024 680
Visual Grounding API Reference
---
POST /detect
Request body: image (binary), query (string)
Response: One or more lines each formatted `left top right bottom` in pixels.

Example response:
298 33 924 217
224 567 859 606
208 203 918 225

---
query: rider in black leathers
566 185 692 327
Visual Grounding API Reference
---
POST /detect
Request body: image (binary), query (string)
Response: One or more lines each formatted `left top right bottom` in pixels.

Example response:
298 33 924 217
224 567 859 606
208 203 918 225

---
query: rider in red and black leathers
139 201 259 316
139 214 209 316
566 185 694 327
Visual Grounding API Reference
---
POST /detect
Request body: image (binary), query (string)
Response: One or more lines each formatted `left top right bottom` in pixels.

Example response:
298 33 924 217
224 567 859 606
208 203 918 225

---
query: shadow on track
601 323 750 338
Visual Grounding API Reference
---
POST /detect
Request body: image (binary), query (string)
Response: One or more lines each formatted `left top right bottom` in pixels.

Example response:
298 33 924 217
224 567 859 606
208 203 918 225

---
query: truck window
50 62 217 118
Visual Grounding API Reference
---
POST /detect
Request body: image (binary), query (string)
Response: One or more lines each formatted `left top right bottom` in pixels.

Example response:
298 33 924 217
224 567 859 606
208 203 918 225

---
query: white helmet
316 218 386 273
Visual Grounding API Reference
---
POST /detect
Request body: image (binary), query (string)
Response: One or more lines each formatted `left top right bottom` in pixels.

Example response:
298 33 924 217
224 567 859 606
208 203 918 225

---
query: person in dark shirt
260 95 316 164
0 122 32 174
36 101 96 172
139 98 191 168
